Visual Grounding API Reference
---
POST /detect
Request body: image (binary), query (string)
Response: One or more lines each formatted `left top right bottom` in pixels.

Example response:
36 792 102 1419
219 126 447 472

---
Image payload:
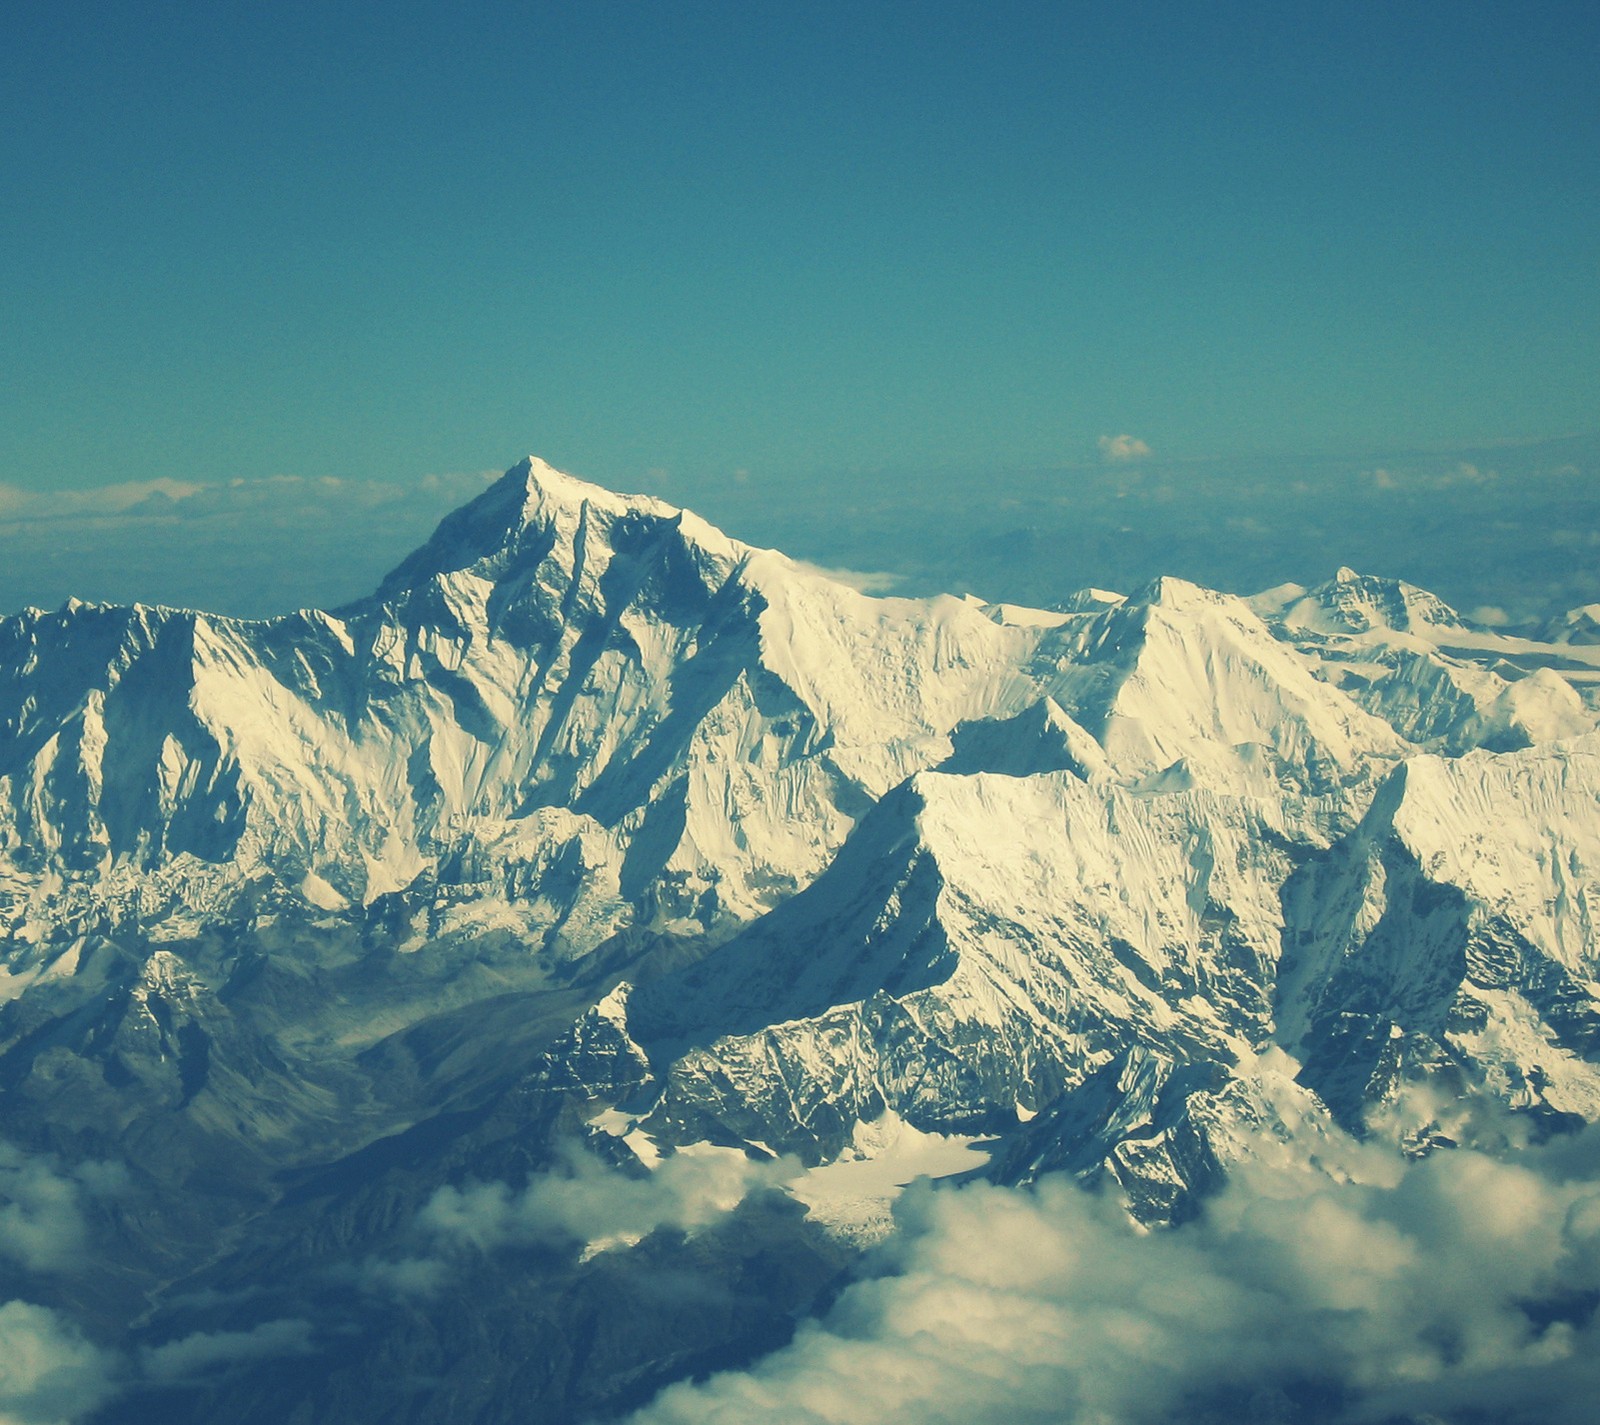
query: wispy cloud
140 1318 316 1384
787 560 902 595
0 477 206 521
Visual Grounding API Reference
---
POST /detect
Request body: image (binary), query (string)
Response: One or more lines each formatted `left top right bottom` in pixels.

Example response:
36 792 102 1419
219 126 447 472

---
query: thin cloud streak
140 1318 317 1384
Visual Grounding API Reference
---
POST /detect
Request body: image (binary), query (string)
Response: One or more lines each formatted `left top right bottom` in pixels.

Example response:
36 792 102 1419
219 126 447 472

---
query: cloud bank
628 1133 1600 1425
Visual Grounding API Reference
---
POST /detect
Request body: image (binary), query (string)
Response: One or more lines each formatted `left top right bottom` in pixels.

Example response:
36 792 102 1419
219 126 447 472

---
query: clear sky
4 1 1596 500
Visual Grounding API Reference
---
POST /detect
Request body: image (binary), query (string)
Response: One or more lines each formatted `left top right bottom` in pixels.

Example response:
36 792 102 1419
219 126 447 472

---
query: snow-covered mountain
0 460 1422 990
1252 567 1600 752
1 458 1597 1423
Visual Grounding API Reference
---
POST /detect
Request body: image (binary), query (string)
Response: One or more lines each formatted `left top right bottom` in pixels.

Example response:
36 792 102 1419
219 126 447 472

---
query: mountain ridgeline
1 458 1598 1423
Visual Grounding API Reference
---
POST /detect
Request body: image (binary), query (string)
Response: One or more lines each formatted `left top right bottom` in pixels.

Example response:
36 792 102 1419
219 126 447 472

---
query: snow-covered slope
1252 567 1600 753
1279 735 1600 1129
613 767 1293 1162
1039 575 1409 797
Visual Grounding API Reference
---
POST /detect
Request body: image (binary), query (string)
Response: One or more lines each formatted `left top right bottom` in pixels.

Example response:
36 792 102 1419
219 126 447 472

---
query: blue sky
1 3 1596 615
6 2 1596 484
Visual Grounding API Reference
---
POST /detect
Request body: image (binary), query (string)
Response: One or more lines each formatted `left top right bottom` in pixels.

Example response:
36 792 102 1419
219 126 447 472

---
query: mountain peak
373 456 730 599
1541 603 1600 646
474 454 679 544
1260 566 1465 637
509 455 674 521
1126 574 1218 612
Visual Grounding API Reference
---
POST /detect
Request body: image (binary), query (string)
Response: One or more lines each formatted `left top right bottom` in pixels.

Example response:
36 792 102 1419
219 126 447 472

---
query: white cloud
1358 461 1500 494
419 1143 795 1258
1098 434 1153 463
0 1142 127 1275
627 1132 1600 1425
0 1300 121 1424
787 560 901 595
363 1141 799 1295
355 1254 450 1298
140 1319 315 1384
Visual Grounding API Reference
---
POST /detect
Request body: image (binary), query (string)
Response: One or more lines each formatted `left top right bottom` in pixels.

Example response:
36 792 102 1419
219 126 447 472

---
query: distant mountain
1 459 1597 1423
1542 602 1600 646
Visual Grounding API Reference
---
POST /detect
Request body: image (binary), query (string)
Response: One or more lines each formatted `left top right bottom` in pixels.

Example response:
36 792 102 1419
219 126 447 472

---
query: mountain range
2 457 1598 1423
